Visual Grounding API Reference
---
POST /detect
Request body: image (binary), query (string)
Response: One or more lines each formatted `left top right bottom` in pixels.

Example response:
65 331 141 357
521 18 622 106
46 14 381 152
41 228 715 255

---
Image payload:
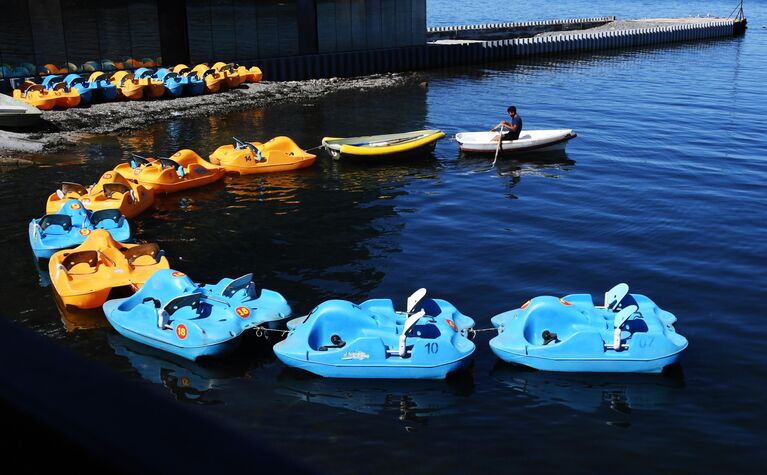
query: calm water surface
2 1 766 473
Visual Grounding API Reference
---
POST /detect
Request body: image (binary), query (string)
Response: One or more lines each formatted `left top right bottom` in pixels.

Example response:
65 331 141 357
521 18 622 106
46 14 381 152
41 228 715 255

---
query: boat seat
90 209 123 227
130 153 152 167
123 243 161 265
61 182 89 196
163 293 202 317
419 298 443 318
156 157 182 170
61 250 99 273
221 273 259 298
39 214 72 232
102 182 131 199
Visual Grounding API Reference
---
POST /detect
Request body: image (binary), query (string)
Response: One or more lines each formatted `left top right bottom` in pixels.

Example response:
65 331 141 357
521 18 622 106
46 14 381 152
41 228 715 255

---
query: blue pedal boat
42 74 93 105
84 72 119 102
489 283 688 373
145 68 185 98
28 199 130 259
165 67 205 96
274 289 476 379
102 269 292 361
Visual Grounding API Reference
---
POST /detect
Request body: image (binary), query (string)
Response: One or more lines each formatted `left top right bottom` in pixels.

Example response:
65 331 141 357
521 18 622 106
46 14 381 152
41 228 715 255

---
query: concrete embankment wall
254 19 738 80
0 18 741 90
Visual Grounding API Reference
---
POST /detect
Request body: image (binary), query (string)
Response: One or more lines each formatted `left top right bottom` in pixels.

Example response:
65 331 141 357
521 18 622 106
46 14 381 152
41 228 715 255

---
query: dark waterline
2 1 766 473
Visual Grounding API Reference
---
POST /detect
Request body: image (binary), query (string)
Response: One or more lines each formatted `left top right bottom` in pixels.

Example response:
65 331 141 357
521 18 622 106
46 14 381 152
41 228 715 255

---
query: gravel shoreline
0 72 423 159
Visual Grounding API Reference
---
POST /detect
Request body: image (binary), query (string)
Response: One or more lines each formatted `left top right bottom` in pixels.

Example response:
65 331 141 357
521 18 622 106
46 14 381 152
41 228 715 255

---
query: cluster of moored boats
29 124 686 378
11 62 262 109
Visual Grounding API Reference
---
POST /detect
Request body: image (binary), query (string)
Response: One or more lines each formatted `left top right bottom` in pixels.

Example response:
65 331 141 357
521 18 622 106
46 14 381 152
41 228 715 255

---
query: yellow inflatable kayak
46 172 155 219
49 229 169 309
209 136 316 174
322 130 445 159
114 149 225 193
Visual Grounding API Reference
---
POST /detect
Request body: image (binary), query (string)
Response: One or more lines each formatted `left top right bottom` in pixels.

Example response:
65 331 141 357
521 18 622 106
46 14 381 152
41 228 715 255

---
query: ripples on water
2 1 766 472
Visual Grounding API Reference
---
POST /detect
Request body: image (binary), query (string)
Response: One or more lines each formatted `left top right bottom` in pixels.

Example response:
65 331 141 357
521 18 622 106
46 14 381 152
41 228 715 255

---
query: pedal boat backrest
232 136 262 160
609 304 639 351
102 182 132 200
122 243 162 266
90 209 124 227
221 273 259 299
38 214 73 232
58 250 99 276
60 182 89 196
163 293 202 316
129 153 152 168
603 283 630 311
387 288 428 357
154 293 202 330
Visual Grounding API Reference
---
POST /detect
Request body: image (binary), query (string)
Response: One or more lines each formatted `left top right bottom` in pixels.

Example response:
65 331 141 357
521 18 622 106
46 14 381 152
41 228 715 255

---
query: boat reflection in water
52 287 110 331
492 364 684 416
275 370 475 430
107 333 255 405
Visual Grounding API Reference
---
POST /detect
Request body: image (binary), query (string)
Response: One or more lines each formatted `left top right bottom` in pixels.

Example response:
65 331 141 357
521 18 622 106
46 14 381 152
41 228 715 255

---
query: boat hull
456 129 576 154
274 352 474 379
322 129 445 160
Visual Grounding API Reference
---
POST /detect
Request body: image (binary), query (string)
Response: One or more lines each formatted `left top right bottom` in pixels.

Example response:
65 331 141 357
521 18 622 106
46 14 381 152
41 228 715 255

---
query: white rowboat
455 129 576 154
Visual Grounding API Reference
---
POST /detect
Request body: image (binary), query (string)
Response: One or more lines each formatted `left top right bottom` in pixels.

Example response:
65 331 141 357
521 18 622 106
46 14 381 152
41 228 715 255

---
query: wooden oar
492 125 505 168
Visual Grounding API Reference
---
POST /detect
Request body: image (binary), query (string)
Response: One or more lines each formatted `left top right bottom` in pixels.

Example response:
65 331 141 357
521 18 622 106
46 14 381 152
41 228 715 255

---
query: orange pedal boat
235 65 263 83
46 172 154 219
212 62 245 88
179 64 223 94
209 136 316 174
110 71 145 100
114 149 225 193
49 229 169 309
13 82 57 110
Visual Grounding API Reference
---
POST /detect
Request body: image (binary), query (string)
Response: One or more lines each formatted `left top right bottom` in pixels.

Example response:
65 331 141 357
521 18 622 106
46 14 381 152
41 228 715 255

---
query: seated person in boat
492 106 523 141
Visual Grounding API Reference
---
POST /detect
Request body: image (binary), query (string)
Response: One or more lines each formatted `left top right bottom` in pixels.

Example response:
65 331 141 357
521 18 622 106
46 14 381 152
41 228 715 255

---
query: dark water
3 1 766 473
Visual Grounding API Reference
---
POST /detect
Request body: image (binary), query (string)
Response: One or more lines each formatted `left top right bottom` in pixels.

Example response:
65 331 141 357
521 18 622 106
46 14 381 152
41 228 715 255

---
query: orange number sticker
133 168 141 176
176 324 188 340
82 198 91 205
69 202 81 210
446 319 458 331
78 229 91 236
559 298 572 306
102 172 113 180
171 271 186 277
235 306 251 318
520 300 531 309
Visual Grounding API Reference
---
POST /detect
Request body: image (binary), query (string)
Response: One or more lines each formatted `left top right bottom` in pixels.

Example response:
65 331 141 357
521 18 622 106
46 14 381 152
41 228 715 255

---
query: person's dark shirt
507 115 523 140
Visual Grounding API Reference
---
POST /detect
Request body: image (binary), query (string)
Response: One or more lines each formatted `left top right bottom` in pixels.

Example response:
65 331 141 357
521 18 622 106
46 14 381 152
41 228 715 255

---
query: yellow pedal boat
110 71 145 100
322 129 445 160
49 229 169 309
212 62 245 89
46 172 155 219
236 65 262 83
183 64 224 94
209 136 316 174
13 82 58 110
114 149 225 193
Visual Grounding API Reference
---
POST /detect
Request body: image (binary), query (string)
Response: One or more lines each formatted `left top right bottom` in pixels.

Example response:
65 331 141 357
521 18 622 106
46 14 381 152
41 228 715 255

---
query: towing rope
253 326 290 339
468 327 498 338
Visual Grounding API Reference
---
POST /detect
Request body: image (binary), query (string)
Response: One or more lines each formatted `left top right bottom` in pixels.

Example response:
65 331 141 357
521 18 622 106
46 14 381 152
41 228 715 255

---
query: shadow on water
274 367 475 430
491 362 685 417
